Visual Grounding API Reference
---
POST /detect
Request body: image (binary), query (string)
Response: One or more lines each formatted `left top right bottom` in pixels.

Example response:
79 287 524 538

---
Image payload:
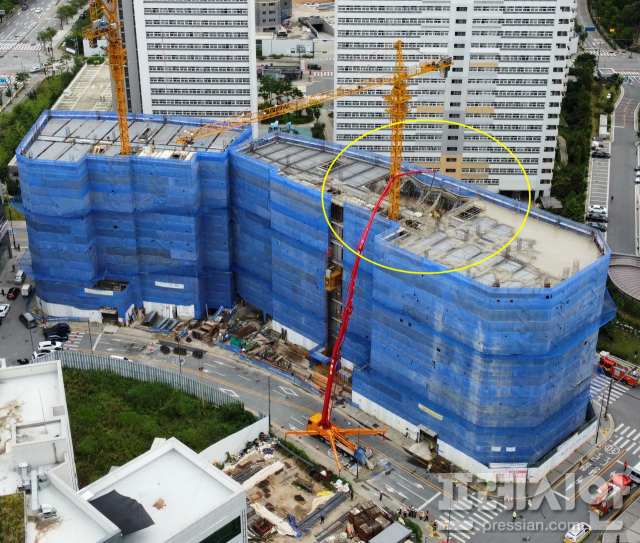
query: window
559 19 569 24
446 168 456 172
560 6 570 11
541 169 552 174
552 79 562 84
557 31 568 36
455 31 466 36
553 67 563 73
450 125 459 129
448 136 459 140
551 91 562 96
545 136 555 141
456 7 467 11
454 43 465 48
548 113 558 119
543 158 553 163
453 55 465 60
447 146 458 151
452 67 463 72
446 157 457 162
449 113 460 118
451 91 462 95
549 102 560 107
201 517 242 543
452 79 462 84
450 102 461 106
544 147 554 152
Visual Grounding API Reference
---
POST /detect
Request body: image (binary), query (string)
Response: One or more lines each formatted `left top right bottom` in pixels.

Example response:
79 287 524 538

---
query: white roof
80 437 245 543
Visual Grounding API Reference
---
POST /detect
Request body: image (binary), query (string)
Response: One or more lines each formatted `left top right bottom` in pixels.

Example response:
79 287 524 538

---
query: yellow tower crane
84 0 130 156
177 41 452 220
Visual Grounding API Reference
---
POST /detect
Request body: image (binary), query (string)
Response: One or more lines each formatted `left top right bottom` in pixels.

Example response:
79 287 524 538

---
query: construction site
14 107 616 474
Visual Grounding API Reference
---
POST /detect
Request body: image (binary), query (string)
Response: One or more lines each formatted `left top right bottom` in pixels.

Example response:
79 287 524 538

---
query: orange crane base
286 413 386 473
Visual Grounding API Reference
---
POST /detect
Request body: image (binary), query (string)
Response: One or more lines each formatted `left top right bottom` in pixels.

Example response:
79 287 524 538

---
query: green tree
60 52 73 71
69 0 88 10
562 197 585 223
311 121 326 140
15 72 30 85
37 26 57 53
258 75 282 104
4 86 12 98
56 4 77 29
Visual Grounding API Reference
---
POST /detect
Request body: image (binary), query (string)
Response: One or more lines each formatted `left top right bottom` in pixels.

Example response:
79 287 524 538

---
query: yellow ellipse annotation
320 119 531 275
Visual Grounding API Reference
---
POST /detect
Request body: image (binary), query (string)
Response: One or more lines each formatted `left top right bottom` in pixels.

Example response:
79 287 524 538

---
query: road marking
238 375 252 381
398 474 424 489
279 386 298 397
417 492 441 511
633 444 640 455
554 490 571 500
627 429 637 439
219 388 239 398
620 426 630 436
203 363 225 376
613 436 624 445
272 389 286 397
620 439 630 449
92 333 101 351
397 482 425 501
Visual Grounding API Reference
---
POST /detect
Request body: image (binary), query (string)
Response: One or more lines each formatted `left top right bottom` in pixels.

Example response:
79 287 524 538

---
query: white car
588 205 607 215
0 304 10 318
563 522 591 543
31 350 50 361
38 341 63 352
34 7 41 12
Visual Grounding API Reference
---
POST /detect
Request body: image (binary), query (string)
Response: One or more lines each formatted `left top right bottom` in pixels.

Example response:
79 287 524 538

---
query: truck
307 412 374 465
589 473 632 516
599 351 640 386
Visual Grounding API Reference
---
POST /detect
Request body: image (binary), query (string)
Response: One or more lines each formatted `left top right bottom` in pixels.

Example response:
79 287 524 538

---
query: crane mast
84 0 130 155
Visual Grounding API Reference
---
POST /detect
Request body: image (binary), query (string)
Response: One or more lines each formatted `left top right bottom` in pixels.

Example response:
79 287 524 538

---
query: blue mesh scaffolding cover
16 110 251 317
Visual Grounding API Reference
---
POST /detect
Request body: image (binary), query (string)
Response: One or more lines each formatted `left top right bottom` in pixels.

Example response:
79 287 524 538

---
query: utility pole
603 375 614 419
199 366 204 410
268 375 271 423
356 426 360 480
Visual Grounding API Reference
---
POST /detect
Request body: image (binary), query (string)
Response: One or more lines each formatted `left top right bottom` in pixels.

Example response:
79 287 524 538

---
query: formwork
16 115 614 466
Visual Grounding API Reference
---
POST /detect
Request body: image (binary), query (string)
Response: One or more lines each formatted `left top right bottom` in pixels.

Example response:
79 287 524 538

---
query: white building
334 0 578 200
119 0 258 125
0 359 249 543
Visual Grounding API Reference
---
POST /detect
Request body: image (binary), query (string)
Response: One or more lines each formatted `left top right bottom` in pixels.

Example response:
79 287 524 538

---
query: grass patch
403 517 423 541
597 326 640 363
63 369 256 487
4 202 25 221
0 493 25 543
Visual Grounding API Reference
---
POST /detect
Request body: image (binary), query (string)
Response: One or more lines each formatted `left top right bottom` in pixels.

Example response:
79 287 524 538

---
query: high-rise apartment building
334 0 578 199
255 0 292 32
120 0 258 121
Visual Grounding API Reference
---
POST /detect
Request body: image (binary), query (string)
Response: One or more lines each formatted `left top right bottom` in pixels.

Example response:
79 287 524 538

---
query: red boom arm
319 170 432 428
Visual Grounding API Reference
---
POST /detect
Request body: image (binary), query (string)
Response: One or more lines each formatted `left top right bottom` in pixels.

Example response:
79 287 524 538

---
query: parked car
21 4 28 9
7 287 21 300
586 213 608 222
0 304 9 318
38 341 64 352
14 270 25 284
45 333 68 342
592 150 611 159
19 312 38 329
32 350 50 362
564 523 591 543
29 66 43 74
308 63 322 70
587 221 607 232
635 166 640 172
588 205 607 215
43 322 71 338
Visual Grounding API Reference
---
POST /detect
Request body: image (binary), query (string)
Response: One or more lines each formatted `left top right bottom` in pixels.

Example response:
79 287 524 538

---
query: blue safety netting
16 113 616 466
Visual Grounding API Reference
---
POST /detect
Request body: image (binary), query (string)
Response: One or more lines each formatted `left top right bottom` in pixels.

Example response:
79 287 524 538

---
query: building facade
120 0 258 122
16 112 615 472
255 0 292 33
334 0 578 199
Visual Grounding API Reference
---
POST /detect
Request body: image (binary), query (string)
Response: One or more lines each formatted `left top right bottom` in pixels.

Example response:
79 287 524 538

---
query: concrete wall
199 417 269 465
262 39 313 57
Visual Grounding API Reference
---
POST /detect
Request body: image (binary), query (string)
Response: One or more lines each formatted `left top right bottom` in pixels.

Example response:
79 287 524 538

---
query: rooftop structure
16 112 614 472
0 358 248 543
81 438 246 543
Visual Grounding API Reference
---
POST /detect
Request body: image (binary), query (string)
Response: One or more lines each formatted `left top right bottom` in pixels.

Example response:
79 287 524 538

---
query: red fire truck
589 473 632 516
599 351 640 386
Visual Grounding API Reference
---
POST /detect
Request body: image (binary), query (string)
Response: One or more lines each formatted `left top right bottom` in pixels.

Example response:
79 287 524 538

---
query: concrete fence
38 350 242 408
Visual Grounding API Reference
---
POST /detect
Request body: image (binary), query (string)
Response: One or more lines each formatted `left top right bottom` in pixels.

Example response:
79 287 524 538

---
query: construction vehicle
83 0 129 155
268 121 299 135
285 171 424 473
589 473 632 516
599 351 640 386
176 40 453 221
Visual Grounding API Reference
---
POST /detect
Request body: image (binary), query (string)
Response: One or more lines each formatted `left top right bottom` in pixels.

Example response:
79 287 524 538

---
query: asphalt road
606 85 640 254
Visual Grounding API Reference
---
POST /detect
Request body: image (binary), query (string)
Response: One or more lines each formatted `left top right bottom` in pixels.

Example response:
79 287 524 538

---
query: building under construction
16 111 615 471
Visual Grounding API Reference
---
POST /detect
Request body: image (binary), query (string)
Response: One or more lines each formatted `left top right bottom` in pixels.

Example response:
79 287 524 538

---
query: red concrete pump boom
287 170 431 472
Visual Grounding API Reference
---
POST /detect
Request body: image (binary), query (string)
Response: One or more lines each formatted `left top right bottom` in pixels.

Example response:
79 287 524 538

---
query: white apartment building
120 0 258 123
334 0 578 199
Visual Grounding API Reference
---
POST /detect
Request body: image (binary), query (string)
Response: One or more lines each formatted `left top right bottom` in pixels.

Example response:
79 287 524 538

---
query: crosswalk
63 330 86 351
584 48 618 57
310 70 334 77
0 42 42 51
611 423 640 457
590 374 628 405
0 74 17 87
434 492 508 542
612 69 640 84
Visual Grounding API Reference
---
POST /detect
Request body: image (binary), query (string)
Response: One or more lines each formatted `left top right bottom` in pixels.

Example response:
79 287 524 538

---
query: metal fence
38 350 242 408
